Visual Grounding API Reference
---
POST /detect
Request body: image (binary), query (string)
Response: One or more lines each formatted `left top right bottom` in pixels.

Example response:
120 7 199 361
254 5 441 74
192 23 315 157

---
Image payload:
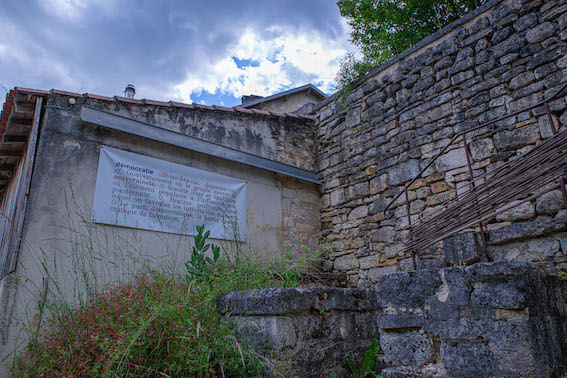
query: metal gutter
80 106 319 184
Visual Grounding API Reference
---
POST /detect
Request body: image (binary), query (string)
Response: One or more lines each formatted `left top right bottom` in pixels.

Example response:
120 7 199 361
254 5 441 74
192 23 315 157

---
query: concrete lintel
80 105 319 184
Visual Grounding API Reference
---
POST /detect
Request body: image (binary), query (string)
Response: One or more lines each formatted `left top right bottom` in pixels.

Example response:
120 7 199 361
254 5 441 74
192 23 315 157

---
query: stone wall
314 0 567 286
218 286 381 377
219 261 567 377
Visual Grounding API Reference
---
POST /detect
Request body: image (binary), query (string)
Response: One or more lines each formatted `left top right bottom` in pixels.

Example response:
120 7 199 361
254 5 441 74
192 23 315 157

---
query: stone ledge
217 286 380 315
465 261 536 282
488 217 567 245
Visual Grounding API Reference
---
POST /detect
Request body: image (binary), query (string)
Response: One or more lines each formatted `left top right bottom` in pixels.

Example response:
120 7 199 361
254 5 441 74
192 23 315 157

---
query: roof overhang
80 106 319 184
239 84 327 108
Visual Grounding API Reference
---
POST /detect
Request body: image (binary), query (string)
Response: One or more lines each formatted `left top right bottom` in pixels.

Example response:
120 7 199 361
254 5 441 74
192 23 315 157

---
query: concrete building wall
314 0 567 286
0 92 320 371
255 92 324 114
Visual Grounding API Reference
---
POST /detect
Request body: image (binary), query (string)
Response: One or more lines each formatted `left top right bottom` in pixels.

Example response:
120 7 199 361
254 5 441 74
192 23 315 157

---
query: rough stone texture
218 287 380 377
222 262 567 377
314 0 567 285
495 201 536 221
536 189 566 215
381 331 435 367
488 217 567 245
443 232 483 265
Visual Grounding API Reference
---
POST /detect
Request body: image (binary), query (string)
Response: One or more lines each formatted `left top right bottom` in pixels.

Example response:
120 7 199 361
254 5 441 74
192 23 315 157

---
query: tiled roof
238 84 327 108
1 87 315 136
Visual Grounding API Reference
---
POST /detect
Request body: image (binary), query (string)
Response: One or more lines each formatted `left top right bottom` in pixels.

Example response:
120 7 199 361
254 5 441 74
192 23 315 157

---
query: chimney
241 94 263 104
124 84 136 99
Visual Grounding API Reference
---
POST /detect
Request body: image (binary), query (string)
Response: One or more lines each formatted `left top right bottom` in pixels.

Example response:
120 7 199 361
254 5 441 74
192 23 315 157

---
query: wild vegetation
335 0 487 90
11 225 322 377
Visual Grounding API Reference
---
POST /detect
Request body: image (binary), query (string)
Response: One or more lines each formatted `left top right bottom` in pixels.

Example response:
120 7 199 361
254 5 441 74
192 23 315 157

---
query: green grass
12 249 321 377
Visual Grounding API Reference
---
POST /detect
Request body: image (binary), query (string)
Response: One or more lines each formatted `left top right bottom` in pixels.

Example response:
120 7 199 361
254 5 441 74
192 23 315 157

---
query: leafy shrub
12 227 321 377
185 224 220 279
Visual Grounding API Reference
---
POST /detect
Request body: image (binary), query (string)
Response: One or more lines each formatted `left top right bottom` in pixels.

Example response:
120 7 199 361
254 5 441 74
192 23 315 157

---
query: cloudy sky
0 0 355 107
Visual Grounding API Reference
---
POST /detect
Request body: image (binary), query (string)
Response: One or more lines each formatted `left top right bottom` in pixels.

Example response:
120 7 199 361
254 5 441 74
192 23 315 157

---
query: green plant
337 0 486 64
344 338 382 378
334 52 376 95
11 230 324 377
532 252 567 281
335 0 486 90
185 224 220 279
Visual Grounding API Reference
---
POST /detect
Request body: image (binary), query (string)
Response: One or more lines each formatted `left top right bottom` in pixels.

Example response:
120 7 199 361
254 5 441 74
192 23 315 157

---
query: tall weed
12 241 321 377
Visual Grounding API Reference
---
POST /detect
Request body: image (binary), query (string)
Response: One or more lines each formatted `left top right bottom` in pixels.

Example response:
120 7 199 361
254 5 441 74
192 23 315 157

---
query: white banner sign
92 147 247 240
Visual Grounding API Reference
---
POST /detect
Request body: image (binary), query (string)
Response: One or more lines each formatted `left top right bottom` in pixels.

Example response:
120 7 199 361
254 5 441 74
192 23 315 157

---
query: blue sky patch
232 57 261 69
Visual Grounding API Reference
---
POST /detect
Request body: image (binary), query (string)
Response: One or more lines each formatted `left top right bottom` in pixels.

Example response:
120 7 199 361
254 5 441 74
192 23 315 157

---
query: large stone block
426 305 495 341
370 174 389 194
439 267 471 305
469 138 497 160
493 125 540 150
375 269 441 307
348 205 369 221
233 315 298 351
536 190 565 216
381 331 435 367
388 160 420 186
495 201 535 222
471 281 527 309
346 107 362 128
491 33 526 58
334 253 360 271
441 342 493 375
488 317 537 376
488 218 567 245
443 232 483 265
435 148 468 172
372 227 396 243
465 261 535 282
525 22 556 43
330 188 345 206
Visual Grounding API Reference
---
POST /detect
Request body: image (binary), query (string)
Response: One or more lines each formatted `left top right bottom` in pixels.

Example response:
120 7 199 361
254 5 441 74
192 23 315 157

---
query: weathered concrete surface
0 93 320 373
221 261 567 377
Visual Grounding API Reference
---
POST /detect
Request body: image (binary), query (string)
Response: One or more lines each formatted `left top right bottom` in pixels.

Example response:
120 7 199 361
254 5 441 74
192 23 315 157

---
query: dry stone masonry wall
314 0 567 286
219 261 567 377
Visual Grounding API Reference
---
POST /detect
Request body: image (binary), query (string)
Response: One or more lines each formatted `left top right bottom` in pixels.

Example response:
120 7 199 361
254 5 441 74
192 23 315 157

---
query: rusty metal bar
405 183 561 256
405 190 416 270
402 130 567 255
405 190 411 226
462 134 489 260
545 102 558 135
462 135 474 188
560 176 567 210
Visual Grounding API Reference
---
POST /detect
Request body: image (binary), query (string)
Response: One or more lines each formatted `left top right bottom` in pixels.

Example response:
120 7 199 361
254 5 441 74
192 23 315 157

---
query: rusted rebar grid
401 129 567 256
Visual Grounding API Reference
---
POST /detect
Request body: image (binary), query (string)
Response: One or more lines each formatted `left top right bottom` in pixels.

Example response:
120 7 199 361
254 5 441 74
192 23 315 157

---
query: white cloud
172 25 352 104
0 20 81 92
40 0 116 22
